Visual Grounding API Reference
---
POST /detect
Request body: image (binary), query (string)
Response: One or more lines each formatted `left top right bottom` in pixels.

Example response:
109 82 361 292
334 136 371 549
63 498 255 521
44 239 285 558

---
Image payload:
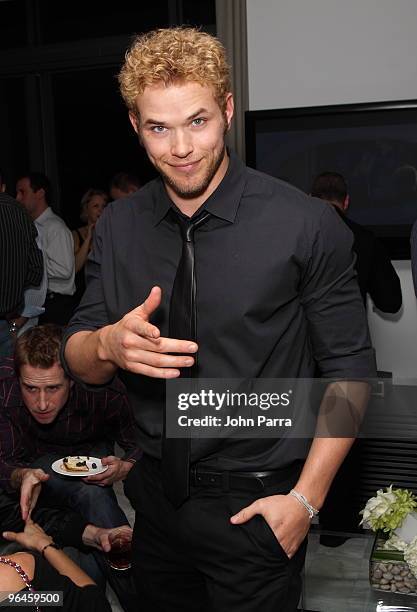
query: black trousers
125 456 307 612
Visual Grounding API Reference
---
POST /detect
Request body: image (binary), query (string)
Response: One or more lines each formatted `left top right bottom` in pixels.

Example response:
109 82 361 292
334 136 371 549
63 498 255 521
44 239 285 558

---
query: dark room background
0 0 216 228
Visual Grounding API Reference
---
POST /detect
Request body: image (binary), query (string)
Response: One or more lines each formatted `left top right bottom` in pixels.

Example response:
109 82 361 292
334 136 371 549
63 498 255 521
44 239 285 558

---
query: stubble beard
159 143 227 200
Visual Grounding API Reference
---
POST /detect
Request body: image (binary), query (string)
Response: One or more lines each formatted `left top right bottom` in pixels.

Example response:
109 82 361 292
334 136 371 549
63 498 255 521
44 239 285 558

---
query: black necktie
161 210 211 508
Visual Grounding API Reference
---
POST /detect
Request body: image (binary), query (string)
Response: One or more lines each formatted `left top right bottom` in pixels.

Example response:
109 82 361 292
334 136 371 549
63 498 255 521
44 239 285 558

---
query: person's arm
231 382 370 557
17 231 48 327
0 403 30 495
73 226 93 273
11 467 50 520
231 205 375 557
64 286 199 384
22 210 44 290
368 236 402 313
3 519 95 587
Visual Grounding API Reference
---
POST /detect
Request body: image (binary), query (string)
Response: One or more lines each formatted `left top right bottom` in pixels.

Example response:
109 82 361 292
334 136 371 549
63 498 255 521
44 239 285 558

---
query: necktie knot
173 211 211 242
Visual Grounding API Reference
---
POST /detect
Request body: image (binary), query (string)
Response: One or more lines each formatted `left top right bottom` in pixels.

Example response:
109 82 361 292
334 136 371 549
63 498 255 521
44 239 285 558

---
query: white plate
51 457 108 477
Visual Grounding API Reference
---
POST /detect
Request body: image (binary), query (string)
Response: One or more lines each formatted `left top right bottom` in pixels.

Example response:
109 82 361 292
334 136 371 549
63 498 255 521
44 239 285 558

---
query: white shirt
35 207 75 295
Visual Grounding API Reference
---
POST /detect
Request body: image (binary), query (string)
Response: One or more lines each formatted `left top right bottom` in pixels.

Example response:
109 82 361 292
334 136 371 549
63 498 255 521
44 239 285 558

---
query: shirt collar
35 207 53 225
152 150 247 226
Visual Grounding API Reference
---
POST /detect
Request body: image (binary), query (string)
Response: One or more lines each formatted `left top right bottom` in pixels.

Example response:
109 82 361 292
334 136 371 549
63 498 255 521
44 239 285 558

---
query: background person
16 173 75 326
109 172 141 201
311 171 402 312
0 169 43 358
72 188 108 304
0 324 139 611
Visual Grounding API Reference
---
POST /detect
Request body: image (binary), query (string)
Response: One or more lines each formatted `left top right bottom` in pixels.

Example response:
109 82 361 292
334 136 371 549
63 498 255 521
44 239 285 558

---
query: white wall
247 0 417 111
246 0 417 379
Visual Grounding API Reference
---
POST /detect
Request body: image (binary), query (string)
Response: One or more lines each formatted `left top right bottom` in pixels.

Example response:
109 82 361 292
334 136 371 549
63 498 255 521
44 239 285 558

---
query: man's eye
151 126 167 134
191 118 205 127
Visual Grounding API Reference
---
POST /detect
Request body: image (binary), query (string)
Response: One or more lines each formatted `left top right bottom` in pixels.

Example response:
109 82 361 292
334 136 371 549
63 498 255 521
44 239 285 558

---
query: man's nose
38 392 48 411
171 129 193 158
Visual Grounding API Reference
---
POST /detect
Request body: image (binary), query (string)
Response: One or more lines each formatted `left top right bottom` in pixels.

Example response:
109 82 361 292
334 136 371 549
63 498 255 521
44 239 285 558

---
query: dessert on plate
61 455 97 472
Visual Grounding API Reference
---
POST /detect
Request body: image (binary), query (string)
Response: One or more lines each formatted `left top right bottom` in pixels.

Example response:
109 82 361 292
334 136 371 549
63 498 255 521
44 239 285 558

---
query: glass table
302 530 417 612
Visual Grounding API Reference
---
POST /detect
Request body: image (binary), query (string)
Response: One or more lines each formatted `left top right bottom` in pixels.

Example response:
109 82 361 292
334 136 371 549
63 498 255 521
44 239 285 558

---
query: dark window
52 68 157 228
38 0 170 44
182 0 216 30
0 0 28 50
0 77 29 189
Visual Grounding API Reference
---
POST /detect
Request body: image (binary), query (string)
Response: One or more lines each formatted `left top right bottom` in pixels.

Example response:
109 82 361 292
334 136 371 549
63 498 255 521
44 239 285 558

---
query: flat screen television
245 100 417 259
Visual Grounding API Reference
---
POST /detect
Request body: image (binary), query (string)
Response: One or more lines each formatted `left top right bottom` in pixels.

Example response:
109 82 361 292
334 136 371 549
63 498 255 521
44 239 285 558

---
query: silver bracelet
289 489 319 519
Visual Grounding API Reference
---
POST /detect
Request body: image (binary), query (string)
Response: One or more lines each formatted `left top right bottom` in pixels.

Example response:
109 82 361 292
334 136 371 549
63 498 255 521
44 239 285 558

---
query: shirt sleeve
368 236 402 313
20 232 48 318
0 366 32 492
300 205 376 379
0 408 28 493
44 223 74 281
62 214 111 346
23 212 44 290
105 385 142 462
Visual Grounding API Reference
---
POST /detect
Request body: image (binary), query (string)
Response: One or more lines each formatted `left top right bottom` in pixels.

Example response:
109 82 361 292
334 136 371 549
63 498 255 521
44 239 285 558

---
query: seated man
0 324 139 611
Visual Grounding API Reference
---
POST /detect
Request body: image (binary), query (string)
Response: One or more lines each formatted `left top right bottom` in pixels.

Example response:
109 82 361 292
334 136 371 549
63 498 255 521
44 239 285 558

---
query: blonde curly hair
118 27 231 119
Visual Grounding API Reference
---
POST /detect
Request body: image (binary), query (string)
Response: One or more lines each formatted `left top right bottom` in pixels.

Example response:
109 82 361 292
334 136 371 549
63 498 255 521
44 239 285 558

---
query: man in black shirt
311 171 402 312
0 170 43 358
62 28 376 611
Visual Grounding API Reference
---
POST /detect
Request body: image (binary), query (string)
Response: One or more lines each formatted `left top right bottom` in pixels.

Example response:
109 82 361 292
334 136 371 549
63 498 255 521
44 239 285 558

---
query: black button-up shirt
63 152 375 470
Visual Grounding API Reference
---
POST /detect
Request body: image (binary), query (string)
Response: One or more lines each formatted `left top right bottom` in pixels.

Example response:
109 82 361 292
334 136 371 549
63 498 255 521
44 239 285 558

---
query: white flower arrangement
361 486 417 578
360 485 417 533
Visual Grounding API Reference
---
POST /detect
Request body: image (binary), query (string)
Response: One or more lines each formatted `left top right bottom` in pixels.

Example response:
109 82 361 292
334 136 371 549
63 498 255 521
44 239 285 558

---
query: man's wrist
121 460 133 479
81 524 99 548
11 467 29 490
97 325 113 363
36 536 54 554
289 489 319 519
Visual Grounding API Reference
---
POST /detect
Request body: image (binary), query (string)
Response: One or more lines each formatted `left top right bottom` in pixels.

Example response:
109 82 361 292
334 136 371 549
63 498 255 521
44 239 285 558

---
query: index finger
20 486 31 521
126 334 199 355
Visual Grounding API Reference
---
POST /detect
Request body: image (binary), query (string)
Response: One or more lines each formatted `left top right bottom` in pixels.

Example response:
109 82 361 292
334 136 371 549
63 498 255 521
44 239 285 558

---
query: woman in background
72 189 108 304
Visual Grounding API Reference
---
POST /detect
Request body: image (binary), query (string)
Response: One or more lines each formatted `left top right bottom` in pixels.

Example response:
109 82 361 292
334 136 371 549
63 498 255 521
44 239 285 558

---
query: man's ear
0 183 6 193
224 93 234 132
34 187 45 202
343 195 350 211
